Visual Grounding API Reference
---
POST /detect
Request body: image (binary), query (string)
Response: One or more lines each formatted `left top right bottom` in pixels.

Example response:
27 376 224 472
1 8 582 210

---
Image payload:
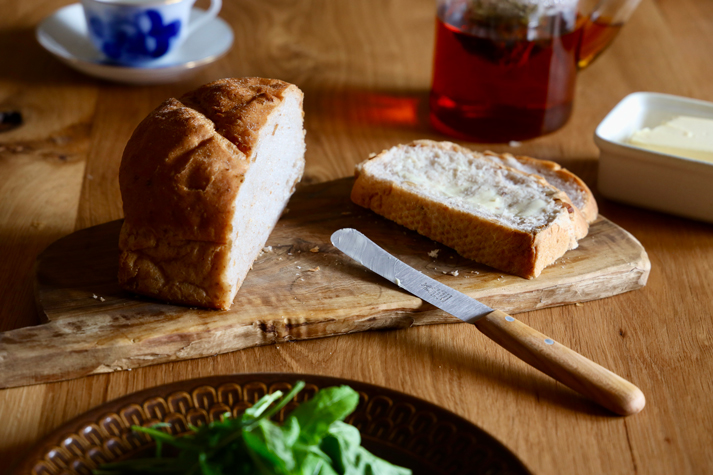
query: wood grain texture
0 179 648 389
1 0 713 474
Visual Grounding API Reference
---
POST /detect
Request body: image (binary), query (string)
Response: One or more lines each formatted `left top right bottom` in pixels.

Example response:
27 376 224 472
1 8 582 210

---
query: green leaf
292 440 333 474
297 452 339 475
321 421 412 475
290 386 359 445
319 421 362 473
280 415 301 447
243 418 296 473
352 446 412 475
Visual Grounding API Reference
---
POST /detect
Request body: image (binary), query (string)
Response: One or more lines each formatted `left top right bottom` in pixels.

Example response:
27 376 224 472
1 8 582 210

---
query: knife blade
331 228 645 416
331 228 492 323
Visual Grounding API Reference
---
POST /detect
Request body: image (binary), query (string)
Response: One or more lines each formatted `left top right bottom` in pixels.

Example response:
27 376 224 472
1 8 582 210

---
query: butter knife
331 228 645 416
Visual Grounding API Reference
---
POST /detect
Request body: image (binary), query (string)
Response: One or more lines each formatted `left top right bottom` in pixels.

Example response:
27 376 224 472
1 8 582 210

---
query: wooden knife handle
473 309 645 416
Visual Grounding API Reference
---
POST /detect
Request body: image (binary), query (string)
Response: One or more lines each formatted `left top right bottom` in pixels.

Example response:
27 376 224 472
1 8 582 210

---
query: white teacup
80 0 222 66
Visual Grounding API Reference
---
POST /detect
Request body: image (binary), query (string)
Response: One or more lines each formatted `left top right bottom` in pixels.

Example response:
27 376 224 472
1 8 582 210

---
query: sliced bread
118 78 306 309
351 140 588 279
482 151 598 223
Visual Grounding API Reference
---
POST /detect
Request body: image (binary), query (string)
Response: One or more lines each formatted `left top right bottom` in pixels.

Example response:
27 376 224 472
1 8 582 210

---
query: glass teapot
429 0 643 142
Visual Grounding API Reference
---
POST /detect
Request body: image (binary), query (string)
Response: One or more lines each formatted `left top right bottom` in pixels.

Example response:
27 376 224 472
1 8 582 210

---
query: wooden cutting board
0 178 650 389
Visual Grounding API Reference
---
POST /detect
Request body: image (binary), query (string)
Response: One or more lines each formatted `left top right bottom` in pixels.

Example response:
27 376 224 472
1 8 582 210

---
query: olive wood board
0 178 650 389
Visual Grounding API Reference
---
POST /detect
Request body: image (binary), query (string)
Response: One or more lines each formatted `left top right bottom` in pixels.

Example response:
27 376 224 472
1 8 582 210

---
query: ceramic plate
36 3 233 85
11 374 531 475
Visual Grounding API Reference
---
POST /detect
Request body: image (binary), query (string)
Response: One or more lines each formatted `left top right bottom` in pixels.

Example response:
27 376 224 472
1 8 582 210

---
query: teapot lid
469 0 579 18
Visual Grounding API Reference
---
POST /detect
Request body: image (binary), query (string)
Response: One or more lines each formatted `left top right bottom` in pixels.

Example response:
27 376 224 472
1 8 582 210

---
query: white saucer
36 3 233 85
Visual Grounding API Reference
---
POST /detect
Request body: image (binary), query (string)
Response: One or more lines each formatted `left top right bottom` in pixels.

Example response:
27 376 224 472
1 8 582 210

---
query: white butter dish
595 92 713 223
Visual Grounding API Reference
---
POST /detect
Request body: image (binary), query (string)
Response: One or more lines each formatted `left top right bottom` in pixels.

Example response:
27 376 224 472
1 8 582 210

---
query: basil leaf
319 421 361 473
321 421 412 475
243 419 295 473
297 452 340 475
351 446 412 475
290 386 359 445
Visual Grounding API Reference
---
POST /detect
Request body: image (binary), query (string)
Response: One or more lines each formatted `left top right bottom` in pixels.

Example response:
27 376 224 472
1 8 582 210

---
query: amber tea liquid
430 13 622 142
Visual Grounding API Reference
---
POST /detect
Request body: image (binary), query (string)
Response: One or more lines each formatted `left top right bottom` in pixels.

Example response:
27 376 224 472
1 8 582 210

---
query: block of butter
629 116 713 163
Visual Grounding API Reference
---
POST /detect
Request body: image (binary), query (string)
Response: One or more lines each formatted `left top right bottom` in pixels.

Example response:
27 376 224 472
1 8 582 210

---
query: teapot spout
578 0 642 69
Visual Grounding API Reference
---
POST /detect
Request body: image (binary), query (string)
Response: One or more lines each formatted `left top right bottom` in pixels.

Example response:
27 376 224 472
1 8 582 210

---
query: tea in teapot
430 0 641 142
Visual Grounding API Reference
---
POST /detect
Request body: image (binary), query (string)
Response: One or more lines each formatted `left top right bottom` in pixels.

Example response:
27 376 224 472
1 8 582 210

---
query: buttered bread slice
351 140 589 279
481 151 598 223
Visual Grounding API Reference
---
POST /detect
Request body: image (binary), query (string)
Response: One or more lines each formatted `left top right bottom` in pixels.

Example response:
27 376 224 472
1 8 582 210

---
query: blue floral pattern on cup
88 10 180 63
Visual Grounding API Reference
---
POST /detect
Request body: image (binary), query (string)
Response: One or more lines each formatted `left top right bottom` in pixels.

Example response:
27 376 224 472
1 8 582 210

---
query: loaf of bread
118 78 306 310
351 140 591 279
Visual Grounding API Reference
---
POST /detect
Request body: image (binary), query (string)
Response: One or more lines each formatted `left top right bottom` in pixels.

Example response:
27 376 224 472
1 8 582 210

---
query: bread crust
351 140 588 279
118 78 302 309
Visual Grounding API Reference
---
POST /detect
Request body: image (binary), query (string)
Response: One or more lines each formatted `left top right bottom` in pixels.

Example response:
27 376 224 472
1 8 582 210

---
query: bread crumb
99 297 105 302
297 266 301 269
310 246 319 253
308 267 320 272
509 141 522 147
263 246 273 253
92 294 98 299
369 152 377 158
449 270 459 277
575 302 583 307
428 249 439 258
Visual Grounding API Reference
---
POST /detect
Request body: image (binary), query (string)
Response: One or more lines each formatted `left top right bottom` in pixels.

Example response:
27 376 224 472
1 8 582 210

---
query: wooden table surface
1 0 712 473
